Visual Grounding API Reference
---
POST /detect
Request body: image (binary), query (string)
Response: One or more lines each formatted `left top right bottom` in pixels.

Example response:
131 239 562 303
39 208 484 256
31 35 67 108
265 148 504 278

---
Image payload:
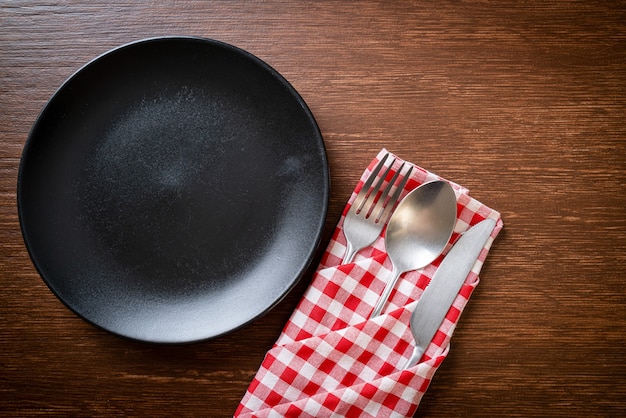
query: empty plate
18 37 329 343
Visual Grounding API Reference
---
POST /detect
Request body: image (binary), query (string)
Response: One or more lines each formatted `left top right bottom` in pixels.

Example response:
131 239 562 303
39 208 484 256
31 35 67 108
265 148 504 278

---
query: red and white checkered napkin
235 149 503 417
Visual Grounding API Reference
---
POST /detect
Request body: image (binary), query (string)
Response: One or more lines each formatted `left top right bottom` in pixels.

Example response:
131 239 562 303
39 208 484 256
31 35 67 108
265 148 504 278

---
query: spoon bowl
370 180 457 317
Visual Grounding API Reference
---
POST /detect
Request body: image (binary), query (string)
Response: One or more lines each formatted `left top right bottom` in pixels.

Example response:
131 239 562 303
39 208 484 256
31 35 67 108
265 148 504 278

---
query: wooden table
1 1 625 416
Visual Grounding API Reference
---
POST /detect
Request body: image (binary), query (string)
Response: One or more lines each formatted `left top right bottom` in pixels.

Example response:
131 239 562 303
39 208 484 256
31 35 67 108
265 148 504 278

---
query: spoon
370 180 457 317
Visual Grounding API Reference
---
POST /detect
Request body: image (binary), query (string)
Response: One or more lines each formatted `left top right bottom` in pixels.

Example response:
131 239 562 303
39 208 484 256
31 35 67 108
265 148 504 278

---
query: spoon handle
371 265 402 317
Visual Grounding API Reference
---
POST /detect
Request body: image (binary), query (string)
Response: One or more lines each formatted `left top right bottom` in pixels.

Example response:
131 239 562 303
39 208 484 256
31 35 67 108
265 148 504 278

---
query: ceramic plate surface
18 37 329 343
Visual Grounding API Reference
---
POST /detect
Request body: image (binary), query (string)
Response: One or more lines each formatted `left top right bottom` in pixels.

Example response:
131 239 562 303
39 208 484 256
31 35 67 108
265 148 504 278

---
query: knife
402 218 496 369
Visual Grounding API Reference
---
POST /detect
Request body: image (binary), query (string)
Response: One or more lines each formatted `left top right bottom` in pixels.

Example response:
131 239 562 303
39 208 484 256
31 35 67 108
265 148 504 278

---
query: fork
341 153 413 264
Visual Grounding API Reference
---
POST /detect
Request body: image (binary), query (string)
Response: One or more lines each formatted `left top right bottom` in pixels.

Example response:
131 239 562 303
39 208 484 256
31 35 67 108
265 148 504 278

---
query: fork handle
371 265 402 317
342 242 357 265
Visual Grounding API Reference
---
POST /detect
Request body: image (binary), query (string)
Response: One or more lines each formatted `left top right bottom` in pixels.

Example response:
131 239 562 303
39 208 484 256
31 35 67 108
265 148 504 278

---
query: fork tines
341 153 413 264
353 153 413 225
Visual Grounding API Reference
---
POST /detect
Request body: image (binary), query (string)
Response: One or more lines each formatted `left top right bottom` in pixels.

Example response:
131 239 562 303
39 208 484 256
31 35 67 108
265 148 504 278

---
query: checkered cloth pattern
235 149 502 417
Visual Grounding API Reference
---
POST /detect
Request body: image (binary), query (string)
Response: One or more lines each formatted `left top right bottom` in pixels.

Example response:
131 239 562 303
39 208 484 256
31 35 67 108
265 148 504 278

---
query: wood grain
1 1 625 416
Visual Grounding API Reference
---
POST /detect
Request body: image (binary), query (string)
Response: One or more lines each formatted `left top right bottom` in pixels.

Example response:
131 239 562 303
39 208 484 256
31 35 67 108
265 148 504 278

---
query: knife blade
403 218 496 369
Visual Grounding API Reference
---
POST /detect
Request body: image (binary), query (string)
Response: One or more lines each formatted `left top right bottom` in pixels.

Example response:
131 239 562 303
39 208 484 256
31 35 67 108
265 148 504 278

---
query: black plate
17 37 329 343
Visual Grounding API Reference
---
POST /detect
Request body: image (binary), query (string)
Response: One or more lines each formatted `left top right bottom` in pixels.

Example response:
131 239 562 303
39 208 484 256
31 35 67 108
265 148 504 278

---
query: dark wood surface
1 1 625 416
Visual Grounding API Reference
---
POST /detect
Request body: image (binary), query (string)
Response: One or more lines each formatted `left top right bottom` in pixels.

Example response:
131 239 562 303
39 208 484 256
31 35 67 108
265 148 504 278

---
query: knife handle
402 345 425 369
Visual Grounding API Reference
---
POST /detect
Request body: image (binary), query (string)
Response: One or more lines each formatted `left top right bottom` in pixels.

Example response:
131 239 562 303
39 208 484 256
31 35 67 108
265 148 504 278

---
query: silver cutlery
341 153 413 264
370 180 457 317
402 218 496 369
